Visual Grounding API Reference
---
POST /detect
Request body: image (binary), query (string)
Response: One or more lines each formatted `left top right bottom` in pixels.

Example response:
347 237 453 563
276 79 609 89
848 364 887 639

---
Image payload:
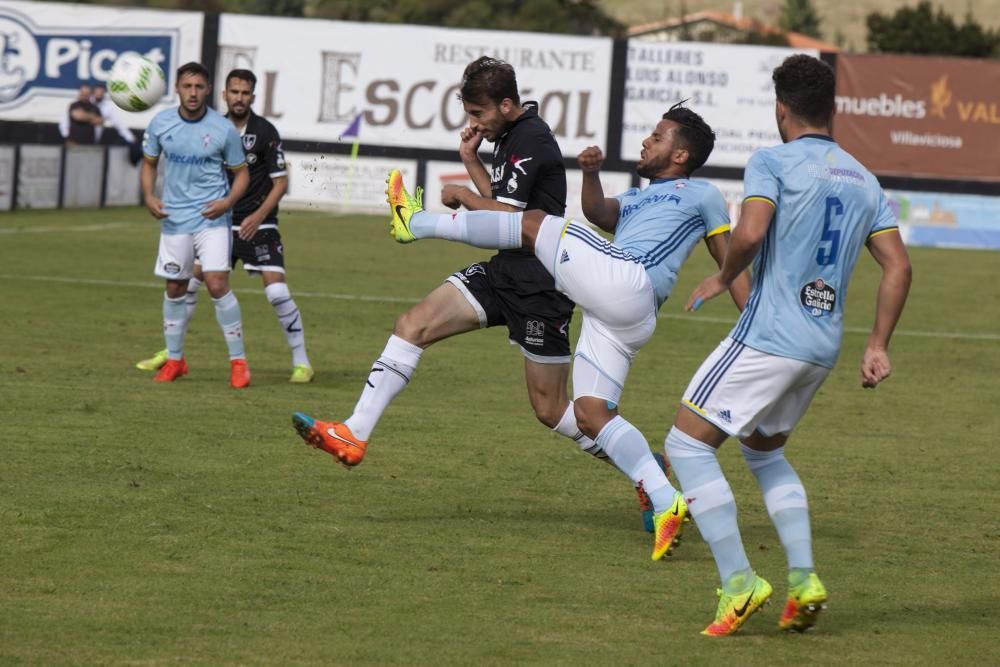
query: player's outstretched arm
687 198 773 311
704 231 751 311
140 158 166 219
861 230 912 388
577 146 619 232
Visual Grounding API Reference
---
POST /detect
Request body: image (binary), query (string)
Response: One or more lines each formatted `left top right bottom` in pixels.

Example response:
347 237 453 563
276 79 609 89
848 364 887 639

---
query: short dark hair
225 69 257 91
772 54 835 128
176 61 210 84
662 101 715 174
459 57 520 107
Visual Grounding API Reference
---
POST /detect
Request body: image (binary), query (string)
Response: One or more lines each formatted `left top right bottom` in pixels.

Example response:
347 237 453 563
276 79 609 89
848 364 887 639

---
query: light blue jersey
731 135 898 368
614 178 730 307
143 106 246 235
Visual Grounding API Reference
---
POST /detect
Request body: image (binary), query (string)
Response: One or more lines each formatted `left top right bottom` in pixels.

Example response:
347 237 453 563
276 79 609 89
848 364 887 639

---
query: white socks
265 282 310 368
345 335 424 441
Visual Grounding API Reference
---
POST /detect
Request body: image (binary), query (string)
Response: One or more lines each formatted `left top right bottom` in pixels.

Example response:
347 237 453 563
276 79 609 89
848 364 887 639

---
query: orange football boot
292 412 368 468
153 358 188 382
230 359 251 389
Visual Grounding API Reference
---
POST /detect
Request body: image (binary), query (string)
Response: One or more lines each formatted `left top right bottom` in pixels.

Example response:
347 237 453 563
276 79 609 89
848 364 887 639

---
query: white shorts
535 216 658 404
154 226 232 280
681 337 830 438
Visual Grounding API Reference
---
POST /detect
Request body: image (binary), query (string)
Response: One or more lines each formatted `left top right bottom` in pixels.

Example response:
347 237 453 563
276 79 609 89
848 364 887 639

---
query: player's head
224 69 257 120
459 57 521 142
175 61 211 115
637 102 715 178
77 83 92 101
92 85 105 102
772 54 836 141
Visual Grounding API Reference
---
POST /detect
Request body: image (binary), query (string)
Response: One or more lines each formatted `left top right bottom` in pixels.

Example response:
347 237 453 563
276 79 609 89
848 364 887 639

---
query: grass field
1 205 998 665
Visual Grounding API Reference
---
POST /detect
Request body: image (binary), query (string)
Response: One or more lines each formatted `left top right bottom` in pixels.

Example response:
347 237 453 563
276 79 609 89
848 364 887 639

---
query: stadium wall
1 1 997 249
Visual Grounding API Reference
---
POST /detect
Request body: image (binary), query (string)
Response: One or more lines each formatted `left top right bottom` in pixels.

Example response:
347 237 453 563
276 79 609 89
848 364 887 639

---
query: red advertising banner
834 53 1000 182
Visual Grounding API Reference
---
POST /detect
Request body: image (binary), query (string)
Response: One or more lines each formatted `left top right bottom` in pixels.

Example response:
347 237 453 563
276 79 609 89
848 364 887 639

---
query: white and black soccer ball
108 54 166 112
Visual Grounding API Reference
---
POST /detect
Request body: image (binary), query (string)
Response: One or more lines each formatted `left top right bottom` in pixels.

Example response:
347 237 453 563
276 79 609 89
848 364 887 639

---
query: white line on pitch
3 272 998 342
0 222 137 235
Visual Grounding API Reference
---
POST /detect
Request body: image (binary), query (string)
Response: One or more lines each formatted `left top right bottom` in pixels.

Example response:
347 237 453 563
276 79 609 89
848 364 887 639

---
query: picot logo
0 8 173 107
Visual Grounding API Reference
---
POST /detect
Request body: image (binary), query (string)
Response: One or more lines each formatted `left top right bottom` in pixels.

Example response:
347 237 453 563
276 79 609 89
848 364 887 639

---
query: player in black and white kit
136 69 313 383
293 57 633 480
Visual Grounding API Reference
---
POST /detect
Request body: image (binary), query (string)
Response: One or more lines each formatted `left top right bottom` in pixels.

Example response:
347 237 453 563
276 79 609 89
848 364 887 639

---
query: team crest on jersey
525 320 545 346
246 153 257 165
202 133 212 149
242 134 256 151
800 278 836 317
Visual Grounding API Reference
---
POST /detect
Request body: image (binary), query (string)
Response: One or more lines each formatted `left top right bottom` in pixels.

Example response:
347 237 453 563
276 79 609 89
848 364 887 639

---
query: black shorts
230 225 285 273
446 249 574 361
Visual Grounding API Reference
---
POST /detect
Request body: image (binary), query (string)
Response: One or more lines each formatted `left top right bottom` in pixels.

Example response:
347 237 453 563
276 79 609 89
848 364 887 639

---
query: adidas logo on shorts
560 249 570 264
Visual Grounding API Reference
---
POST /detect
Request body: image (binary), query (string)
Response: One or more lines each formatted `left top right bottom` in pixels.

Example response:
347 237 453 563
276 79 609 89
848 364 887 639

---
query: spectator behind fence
58 84 102 145
92 84 142 164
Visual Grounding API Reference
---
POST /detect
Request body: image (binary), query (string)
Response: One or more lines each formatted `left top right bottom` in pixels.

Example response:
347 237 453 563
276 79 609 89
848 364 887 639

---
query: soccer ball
108 54 166 112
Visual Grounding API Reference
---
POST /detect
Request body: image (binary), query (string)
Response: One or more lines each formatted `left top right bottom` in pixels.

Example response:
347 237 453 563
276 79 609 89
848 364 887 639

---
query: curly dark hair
662 101 715 174
772 54 836 128
459 56 520 107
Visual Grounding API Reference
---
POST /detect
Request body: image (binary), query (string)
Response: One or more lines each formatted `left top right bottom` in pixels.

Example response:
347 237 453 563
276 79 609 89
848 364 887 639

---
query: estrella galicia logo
800 278 836 317
0 8 175 108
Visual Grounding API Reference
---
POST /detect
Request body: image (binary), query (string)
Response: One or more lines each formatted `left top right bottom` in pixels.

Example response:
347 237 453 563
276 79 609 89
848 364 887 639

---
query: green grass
1 206 998 665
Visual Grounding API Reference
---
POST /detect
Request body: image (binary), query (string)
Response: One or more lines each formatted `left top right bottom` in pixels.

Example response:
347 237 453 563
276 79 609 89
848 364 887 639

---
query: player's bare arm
238 175 288 241
686 198 774 311
140 157 167 219
861 229 912 388
577 146 619 232
203 165 249 220
704 231 751 311
458 126 492 197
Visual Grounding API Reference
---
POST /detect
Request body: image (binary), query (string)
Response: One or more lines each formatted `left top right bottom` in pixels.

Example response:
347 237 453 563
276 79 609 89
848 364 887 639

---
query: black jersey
490 102 566 217
226 111 287 224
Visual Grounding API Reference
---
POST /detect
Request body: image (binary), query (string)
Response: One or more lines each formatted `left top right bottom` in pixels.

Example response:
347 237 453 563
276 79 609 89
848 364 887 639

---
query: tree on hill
780 0 822 39
310 0 624 36
866 1 999 57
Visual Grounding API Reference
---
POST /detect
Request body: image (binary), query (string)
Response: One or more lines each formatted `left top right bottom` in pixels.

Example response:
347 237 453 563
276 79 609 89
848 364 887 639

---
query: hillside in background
599 0 1000 51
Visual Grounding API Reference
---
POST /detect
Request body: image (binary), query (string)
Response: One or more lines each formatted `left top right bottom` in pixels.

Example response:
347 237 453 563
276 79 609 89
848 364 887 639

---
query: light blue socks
665 426 752 592
408 210 522 249
741 444 814 572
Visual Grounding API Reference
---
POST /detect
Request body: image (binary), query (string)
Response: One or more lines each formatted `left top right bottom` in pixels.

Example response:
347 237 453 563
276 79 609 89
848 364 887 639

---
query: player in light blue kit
141 61 252 388
383 103 750 561
665 55 912 636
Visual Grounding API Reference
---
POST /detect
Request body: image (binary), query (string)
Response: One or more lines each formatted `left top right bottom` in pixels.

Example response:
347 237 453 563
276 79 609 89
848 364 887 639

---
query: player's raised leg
387 169 529 250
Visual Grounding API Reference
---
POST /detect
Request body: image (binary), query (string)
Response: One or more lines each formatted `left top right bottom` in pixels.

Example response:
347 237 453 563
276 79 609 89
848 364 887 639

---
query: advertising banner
217 15 612 153
0 0 203 125
887 189 1000 250
834 53 1000 181
621 42 816 166
283 153 418 213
